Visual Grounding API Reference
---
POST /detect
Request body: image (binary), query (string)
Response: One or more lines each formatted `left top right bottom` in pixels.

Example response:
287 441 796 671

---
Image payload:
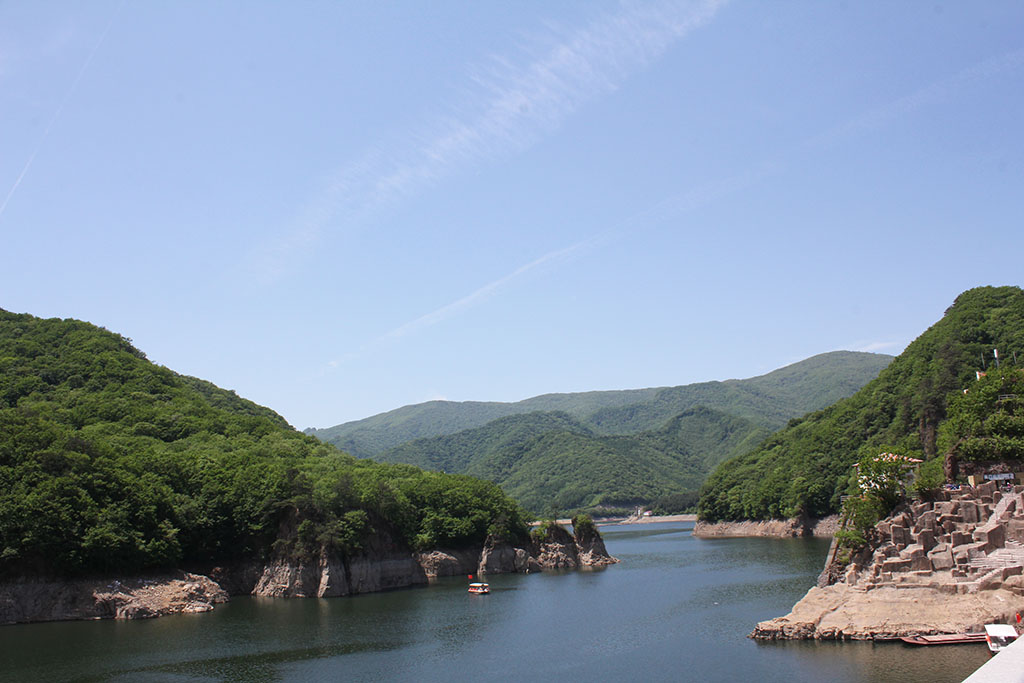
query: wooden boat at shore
900 633 988 646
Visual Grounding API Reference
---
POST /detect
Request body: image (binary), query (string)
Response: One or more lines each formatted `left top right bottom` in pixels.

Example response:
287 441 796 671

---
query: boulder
973 522 1006 552
914 528 937 552
927 545 954 571
951 531 974 547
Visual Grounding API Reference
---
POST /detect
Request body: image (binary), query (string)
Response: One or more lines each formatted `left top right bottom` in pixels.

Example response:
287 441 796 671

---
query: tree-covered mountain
0 310 529 579
375 407 769 514
309 351 893 458
698 286 1024 523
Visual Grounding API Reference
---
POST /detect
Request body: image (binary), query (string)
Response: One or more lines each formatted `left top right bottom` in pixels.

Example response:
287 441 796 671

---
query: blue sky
2 1 1023 429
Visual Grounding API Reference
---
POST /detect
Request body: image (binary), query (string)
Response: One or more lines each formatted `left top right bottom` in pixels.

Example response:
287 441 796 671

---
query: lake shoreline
692 515 838 538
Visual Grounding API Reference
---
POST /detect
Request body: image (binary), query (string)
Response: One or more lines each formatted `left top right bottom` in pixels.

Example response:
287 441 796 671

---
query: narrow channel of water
0 522 990 682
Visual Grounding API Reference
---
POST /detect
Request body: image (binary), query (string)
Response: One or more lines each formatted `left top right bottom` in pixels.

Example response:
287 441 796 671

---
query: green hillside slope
698 286 1024 523
311 351 892 458
377 411 592 473
0 311 528 578
376 406 769 514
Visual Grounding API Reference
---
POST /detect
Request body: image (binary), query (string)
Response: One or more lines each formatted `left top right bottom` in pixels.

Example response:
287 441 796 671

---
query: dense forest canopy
374 407 767 515
698 286 1024 523
0 311 528 579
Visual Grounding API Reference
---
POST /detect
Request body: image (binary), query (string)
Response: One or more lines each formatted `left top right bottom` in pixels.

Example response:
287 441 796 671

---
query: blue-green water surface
0 522 990 682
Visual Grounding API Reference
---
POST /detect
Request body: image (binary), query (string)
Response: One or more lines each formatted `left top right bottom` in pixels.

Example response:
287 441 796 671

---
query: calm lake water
1 521 990 682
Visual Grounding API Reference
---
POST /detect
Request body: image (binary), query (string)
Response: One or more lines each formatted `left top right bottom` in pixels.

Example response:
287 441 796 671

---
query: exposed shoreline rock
0 572 227 625
751 582 1024 641
754 483 1024 640
478 521 619 575
692 514 838 538
1 521 618 625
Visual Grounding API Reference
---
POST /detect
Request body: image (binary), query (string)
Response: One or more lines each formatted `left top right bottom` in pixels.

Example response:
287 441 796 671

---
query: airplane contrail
0 1 124 221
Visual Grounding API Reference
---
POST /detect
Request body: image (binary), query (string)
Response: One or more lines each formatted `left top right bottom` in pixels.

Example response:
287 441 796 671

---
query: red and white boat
468 582 490 594
984 624 1018 654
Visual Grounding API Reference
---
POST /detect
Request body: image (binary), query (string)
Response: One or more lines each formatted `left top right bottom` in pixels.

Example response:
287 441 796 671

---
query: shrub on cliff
835 452 917 551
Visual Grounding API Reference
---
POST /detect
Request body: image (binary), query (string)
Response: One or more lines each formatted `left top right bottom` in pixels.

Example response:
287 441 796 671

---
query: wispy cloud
0 1 123 222
326 236 600 368
383 238 597 341
252 0 728 280
805 47 1024 152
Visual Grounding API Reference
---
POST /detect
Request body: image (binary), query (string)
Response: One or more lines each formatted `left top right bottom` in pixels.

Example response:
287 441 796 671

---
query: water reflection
0 522 993 682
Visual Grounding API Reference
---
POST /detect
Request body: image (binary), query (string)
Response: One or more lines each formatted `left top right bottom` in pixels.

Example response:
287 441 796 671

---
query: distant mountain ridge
309 351 893 459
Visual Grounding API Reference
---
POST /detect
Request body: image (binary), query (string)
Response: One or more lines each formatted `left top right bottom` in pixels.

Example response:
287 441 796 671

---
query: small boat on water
984 624 1018 654
900 633 987 646
468 582 490 594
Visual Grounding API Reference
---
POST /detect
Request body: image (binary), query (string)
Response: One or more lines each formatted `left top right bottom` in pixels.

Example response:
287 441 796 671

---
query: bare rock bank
754 483 1024 640
692 514 838 538
1 521 617 624
479 520 619 574
0 572 227 624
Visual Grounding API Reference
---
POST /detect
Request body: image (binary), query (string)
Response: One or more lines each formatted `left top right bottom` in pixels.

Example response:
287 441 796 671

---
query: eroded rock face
757 485 1024 640
1 519 619 623
252 524 427 598
478 522 619 576
0 572 228 625
415 549 479 578
574 520 619 567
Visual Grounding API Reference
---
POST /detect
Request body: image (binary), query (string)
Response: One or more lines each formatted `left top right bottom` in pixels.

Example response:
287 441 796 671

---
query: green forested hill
376 406 768 514
0 310 528 579
698 286 1024 523
377 411 593 473
310 351 892 458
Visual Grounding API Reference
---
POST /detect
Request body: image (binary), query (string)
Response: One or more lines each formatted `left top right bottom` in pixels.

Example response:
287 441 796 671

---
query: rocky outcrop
0 572 227 625
415 548 480 578
751 582 1024 641
478 538 533 574
574 519 619 567
754 483 1024 640
693 514 838 538
252 524 427 598
478 522 619 575
0 520 618 623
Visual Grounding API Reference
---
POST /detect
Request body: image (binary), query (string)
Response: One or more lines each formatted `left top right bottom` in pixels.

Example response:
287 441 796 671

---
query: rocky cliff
251 524 427 598
753 482 1024 640
478 521 619 575
0 521 617 624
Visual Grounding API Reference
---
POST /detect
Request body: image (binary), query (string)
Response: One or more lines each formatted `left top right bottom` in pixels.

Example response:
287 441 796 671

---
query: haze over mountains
309 351 893 514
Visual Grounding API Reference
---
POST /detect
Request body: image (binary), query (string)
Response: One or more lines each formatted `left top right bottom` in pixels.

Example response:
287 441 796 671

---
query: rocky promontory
479 518 619 574
0 520 617 624
753 482 1024 640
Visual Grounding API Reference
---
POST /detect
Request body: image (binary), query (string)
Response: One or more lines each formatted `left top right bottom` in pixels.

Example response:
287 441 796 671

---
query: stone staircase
970 541 1024 571
843 483 1024 592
